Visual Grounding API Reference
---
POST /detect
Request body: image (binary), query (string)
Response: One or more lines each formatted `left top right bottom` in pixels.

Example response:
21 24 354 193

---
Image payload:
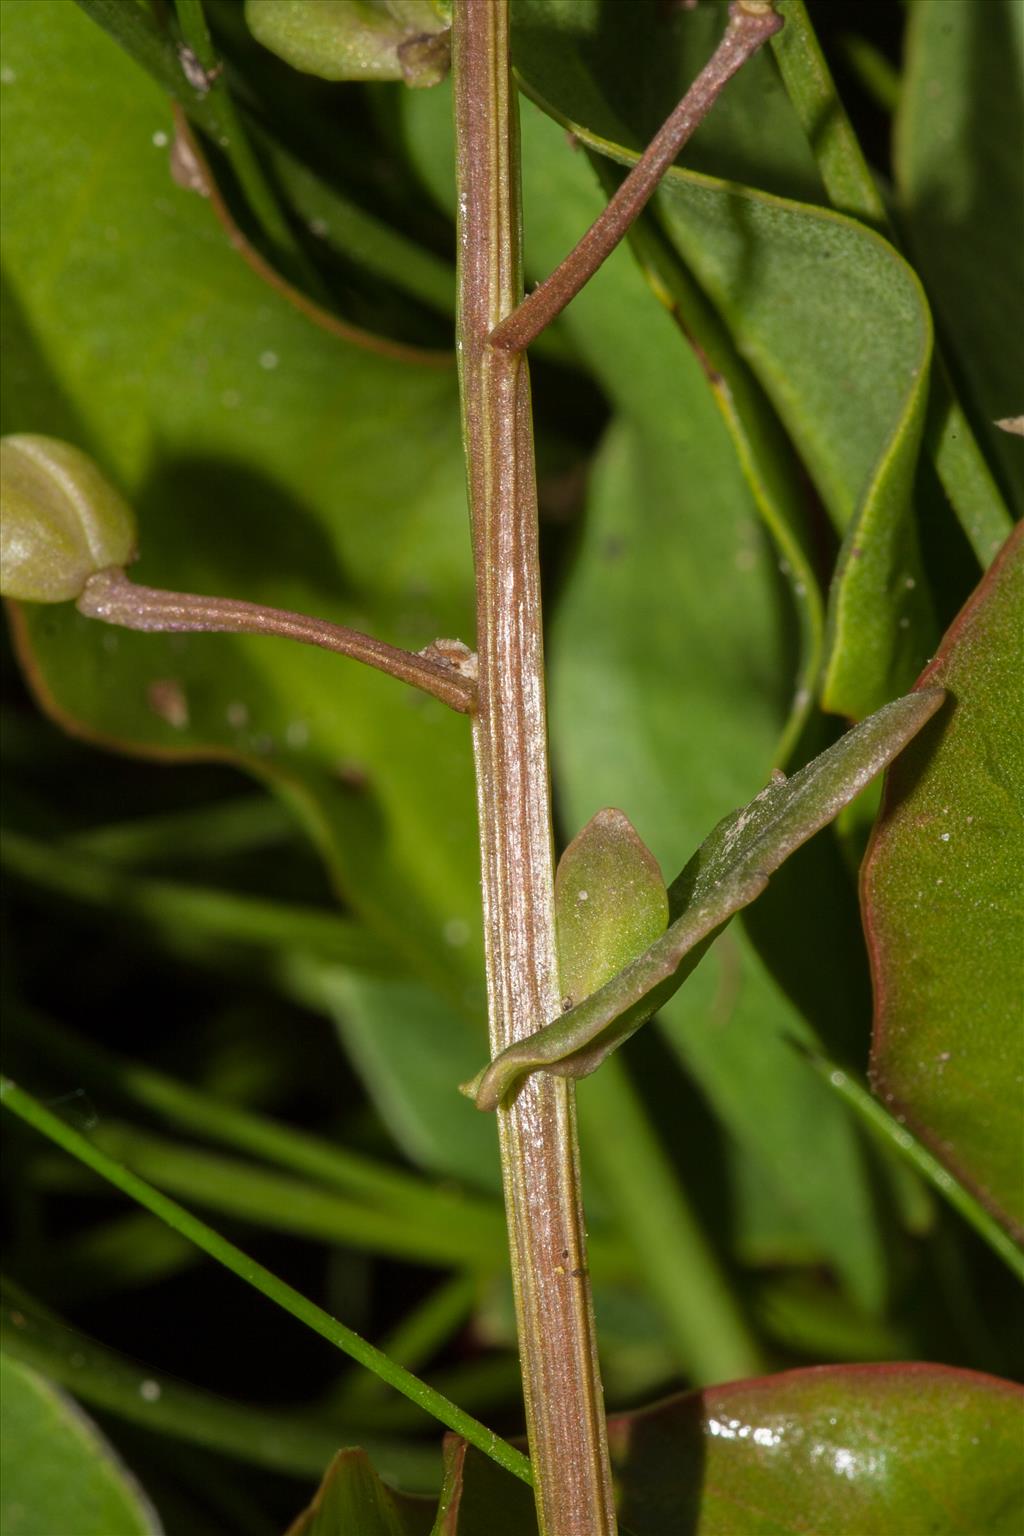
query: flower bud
0 435 137 603
245 0 450 87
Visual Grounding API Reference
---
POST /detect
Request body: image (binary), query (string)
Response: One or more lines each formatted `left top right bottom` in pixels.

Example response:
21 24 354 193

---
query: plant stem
76 566 476 713
0 1076 533 1486
452 2 616 1531
488 0 783 354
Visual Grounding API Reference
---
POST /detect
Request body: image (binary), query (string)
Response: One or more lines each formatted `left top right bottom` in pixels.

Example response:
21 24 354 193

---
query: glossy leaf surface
610 1364 1024 1535
285 1448 433 1536
865 525 1024 1237
437 1365 1023 1534
468 689 943 1110
0 1354 161 1535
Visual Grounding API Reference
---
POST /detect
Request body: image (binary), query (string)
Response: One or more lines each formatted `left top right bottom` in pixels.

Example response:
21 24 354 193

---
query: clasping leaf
467 687 945 1110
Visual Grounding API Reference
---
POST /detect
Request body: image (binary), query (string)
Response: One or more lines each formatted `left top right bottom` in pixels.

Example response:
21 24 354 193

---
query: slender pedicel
488 1 782 354
77 567 477 714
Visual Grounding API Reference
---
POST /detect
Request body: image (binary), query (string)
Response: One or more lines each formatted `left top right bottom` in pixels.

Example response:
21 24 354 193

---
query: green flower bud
0 435 138 603
245 0 450 87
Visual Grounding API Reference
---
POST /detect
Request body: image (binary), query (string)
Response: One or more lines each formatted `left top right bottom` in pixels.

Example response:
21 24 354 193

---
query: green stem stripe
0 1077 533 1487
803 1052 1024 1283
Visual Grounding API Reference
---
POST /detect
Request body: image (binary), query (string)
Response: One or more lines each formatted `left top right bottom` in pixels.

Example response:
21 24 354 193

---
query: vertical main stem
452 2 617 1532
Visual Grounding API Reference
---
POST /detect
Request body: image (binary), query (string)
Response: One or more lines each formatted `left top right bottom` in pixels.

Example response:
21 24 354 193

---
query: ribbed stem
452 2 616 1531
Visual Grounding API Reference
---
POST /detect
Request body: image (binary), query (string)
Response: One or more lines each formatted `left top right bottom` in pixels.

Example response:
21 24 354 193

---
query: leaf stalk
488 0 783 354
76 567 476 713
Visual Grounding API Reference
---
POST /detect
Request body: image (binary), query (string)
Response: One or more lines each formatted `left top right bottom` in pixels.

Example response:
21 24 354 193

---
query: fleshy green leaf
246 0 451 87
0 435 137 602
467 689 943 1110
896 0 1024 514
864 524 1024 1238
555 809 668 1008
1 0 483 1010
440 1364 1023 1535
0 1353 161 1536
285 1448 433 1536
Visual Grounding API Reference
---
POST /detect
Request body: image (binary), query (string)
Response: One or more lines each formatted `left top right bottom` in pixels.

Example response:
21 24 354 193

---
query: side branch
488 0 782 354
77 567 477 714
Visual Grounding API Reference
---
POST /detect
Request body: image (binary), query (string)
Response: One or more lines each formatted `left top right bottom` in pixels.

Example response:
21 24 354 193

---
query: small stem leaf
468 687 944 1110
0 436 137 603
555 808 668 1006
245 0 451 87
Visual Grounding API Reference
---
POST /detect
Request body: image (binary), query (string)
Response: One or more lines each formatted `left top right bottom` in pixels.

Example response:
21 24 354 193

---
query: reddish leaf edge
862 521 1024 1242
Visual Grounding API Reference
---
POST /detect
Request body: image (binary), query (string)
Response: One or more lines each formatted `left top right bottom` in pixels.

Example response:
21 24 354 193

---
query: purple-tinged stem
453 1 616 1531
77 567 476 714
489 0 782 355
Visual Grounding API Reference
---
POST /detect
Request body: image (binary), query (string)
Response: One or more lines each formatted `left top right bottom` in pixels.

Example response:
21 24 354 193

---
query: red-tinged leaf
437 1365 1022 1534
285 1448 434 1536
864 523 1024 1237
